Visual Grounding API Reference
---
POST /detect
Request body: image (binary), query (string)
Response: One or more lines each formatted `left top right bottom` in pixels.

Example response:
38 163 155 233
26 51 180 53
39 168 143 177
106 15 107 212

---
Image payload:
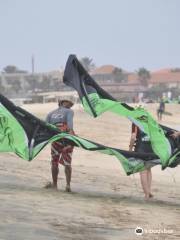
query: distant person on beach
45 99 75 192
129 123 153 200
157 98 165 121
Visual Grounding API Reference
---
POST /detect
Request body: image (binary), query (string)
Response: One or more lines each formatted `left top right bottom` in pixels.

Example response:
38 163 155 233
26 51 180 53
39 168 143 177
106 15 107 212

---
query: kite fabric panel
63 54 180 170
1 92 174 175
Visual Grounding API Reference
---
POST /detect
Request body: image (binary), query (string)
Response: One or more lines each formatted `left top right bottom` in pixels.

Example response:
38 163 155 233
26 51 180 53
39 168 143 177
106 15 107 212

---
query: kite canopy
63 54 180 169
0 92 178 176
0 55 179 175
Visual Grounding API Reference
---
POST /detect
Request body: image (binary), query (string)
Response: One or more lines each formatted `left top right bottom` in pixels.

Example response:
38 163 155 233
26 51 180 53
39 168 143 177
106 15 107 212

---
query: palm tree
112 67 124 82
137 67 151 86
3 65 19 74
3 65 27 74
80 57 95 72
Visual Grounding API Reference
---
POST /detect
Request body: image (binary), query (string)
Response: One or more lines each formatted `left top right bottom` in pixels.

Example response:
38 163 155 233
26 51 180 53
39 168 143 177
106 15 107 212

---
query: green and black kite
63 54 180 170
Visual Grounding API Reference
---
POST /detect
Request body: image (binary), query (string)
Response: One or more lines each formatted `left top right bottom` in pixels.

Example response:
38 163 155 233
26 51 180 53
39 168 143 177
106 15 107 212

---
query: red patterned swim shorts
51 141 73 166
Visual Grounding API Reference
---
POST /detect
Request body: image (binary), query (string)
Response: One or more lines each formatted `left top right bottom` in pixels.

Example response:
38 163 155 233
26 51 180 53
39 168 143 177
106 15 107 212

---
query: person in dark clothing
129 123 154 200
157 99 165 121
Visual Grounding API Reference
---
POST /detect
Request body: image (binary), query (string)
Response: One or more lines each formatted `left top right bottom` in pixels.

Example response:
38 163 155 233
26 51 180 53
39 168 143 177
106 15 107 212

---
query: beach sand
0 103 179 240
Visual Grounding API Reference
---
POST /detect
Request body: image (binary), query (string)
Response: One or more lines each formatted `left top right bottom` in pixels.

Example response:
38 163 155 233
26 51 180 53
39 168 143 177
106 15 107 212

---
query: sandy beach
0 103 179 240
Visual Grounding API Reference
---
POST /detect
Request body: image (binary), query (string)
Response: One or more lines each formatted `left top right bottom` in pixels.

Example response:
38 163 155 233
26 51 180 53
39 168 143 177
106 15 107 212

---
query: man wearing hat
46 99 75 192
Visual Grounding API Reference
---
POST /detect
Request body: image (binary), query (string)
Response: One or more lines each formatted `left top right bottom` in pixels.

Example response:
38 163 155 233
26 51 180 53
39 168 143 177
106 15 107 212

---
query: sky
0 0 180 73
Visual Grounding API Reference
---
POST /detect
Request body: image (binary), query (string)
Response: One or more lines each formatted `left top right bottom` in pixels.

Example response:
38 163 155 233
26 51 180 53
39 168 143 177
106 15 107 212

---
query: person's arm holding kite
171 131 180 139
129 124 137 151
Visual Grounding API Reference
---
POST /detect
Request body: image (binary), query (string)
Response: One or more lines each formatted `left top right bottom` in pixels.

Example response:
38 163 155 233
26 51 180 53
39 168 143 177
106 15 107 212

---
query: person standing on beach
157 98 165 121
129 123 153 200
45 99 75 192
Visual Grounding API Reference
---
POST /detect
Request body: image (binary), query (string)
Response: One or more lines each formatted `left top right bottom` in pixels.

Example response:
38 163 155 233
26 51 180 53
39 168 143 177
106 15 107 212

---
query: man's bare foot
149 193 154 198
44 182 57 189
65 185 71 192
144 193 154 200
144 193 152 200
